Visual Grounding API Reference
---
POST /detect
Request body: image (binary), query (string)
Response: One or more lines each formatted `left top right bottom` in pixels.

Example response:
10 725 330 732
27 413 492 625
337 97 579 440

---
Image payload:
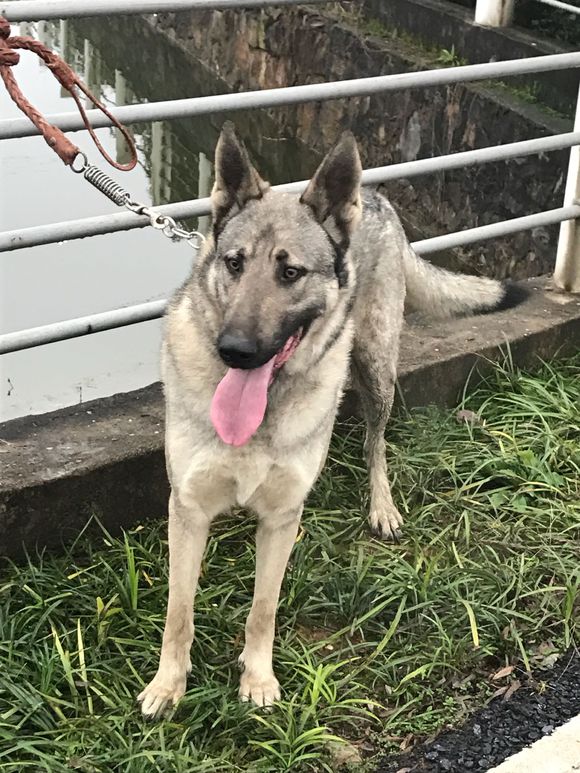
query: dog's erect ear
300 131 362 242
211 122 269 235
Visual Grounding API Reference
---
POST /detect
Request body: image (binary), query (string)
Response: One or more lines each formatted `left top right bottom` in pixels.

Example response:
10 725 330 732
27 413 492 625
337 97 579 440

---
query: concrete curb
1 276 579 557
488 714 580 772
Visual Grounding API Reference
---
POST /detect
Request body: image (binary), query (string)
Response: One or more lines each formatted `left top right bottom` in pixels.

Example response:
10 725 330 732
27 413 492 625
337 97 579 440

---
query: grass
1 354 579 772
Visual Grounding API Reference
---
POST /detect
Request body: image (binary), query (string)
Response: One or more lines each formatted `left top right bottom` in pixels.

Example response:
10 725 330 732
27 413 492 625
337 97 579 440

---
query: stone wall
146 6 571 279
364 0 577 116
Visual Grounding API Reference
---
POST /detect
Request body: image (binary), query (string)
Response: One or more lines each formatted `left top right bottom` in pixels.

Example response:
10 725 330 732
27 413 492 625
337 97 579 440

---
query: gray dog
138 123 525 716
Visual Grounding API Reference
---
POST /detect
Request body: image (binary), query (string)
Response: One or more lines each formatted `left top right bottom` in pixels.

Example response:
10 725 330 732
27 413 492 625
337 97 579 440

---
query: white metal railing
2 52 579 252
2 131 580 252
3 52 580 141
1 0 579 357
0 0 329 21
2 203 579 355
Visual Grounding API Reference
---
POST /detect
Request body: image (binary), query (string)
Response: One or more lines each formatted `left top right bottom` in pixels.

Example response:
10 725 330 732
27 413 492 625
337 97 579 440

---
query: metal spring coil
84 165 131 207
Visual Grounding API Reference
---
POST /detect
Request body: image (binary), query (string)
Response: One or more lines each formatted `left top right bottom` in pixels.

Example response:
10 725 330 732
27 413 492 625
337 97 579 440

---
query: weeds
435 46 466 67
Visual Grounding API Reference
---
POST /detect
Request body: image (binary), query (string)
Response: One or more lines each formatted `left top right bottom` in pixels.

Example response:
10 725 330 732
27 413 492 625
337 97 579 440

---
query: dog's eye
225 256 243 275
282 266 304 282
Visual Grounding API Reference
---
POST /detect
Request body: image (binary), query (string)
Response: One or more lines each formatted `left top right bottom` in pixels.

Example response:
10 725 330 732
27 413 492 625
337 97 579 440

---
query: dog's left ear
300 131 362 243
211 122 269 236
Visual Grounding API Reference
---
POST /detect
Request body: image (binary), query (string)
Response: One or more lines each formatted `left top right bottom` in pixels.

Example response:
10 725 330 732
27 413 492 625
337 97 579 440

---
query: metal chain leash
71 152 206 251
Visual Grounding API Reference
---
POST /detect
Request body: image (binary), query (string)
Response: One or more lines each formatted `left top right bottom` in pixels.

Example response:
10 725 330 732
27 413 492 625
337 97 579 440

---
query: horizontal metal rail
2 130 579 252
413 204 580 255
2 204 579 355
0 0 328 22
0 300 167 355
2 52 580 141
534 0 580 13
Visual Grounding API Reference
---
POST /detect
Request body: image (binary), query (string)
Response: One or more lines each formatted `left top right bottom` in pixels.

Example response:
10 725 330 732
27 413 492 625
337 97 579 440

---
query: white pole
554 83 580 293
474 0 514 26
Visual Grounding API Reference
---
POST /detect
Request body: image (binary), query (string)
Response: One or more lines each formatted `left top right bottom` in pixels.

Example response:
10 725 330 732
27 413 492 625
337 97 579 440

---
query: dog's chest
233 454 273 507
181 441 323 518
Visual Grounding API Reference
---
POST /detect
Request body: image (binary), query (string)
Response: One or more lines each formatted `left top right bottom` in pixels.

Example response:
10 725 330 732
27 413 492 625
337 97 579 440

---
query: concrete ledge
1 276 579 557
0 386 169 557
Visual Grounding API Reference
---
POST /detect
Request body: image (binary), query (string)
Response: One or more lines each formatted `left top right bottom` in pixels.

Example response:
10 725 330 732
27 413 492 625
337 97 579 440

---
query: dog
137 123 526 716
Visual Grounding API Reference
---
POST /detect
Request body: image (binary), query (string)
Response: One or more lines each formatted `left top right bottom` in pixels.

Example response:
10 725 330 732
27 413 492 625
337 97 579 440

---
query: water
0 15 318 422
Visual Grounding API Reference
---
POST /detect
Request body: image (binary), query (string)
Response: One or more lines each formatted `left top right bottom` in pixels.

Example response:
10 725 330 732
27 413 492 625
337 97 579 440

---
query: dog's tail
402 245 528 318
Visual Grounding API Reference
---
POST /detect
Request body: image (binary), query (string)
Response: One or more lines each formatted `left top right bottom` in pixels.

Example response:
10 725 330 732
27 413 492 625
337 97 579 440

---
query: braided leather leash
0 17 205 249
0 16 137 170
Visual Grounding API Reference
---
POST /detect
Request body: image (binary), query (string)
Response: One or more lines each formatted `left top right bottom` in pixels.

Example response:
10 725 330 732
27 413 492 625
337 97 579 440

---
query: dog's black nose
218 331 260 369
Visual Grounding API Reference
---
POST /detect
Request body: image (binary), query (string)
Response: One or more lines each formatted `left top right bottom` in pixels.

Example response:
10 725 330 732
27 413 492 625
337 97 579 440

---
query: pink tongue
210 356 276 447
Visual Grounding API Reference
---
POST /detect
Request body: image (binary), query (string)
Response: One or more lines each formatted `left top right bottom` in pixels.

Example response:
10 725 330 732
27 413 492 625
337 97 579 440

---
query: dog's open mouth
210 330 302 447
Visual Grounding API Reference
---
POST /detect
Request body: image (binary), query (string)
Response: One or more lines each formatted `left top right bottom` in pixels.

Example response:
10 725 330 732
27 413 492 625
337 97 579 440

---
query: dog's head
198 123 362 446
201 122 362 369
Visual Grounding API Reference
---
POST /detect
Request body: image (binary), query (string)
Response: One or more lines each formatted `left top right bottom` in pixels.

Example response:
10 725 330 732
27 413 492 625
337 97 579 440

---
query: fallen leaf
503 679 522 701
399 733 414 751
492 665 515 680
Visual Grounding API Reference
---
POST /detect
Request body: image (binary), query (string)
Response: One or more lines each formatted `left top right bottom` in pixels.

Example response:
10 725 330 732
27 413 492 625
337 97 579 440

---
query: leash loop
70 151 89 174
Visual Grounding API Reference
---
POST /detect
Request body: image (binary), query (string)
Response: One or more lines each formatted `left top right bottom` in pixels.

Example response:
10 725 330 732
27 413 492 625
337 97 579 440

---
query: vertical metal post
474 0 514 26
554 83 580 293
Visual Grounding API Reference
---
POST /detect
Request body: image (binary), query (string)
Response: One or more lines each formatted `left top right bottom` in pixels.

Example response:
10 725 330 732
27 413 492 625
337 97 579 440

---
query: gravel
376 649 580 773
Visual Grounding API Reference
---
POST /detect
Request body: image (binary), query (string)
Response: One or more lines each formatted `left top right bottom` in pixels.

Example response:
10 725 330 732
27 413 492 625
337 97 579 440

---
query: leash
0 18 205 250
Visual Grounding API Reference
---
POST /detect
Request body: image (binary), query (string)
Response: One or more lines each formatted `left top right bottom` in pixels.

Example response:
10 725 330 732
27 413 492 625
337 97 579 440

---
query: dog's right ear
211 123 269 236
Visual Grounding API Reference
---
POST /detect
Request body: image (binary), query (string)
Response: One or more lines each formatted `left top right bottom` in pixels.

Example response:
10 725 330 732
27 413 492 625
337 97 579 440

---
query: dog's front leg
138 492 211 718
239 506 302 707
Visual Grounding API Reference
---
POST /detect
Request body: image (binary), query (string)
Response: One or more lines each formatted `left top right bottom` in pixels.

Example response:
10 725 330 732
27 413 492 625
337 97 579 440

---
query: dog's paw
137 670 187 719
239 670 281 707
369 503 403 542
238 653 280 707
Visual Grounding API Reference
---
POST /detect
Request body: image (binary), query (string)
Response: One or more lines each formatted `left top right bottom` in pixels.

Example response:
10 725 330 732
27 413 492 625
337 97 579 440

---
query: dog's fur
138 124 526 716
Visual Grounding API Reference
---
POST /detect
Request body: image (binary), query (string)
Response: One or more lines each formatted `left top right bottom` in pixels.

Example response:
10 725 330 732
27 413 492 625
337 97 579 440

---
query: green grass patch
1 355 579 771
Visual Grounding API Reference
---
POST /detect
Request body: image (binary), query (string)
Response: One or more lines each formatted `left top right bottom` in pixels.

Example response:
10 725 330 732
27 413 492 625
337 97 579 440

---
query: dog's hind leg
352 327 404 542
238 505 303 707
138 493 211 718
